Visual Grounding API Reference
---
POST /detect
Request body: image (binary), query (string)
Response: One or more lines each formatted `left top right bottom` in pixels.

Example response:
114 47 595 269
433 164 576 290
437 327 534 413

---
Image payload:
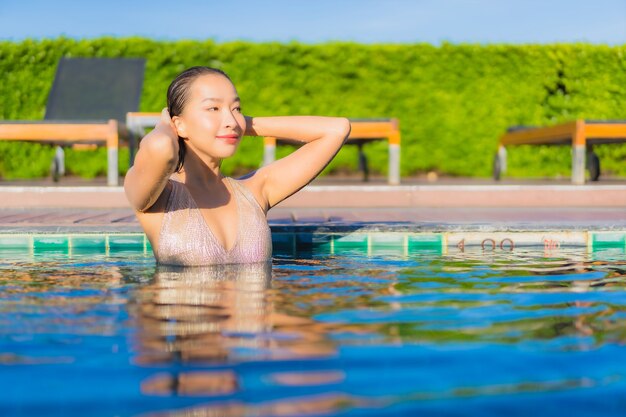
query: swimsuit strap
227 177 266 214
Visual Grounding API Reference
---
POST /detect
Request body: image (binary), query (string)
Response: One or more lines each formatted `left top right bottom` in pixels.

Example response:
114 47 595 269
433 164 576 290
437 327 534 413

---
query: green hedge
1 38 625 179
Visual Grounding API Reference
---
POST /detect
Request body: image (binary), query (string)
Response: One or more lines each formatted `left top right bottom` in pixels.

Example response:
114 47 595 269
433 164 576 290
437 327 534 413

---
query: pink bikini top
156 177 272 266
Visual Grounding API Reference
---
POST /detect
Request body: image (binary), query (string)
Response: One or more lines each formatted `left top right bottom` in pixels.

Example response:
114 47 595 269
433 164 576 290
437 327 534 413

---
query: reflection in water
132 262 344 401
0 258 126 336
141 370 239 397
134 262 274 365
4 249 626 416
144 392 378 417
134 263 271 398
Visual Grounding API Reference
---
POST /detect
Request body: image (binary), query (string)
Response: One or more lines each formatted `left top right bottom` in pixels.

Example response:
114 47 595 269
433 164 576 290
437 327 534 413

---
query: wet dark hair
167 66 232 172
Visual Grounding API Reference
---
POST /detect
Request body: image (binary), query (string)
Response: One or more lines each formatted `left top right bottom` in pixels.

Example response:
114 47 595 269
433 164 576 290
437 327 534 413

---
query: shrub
1 38 625 179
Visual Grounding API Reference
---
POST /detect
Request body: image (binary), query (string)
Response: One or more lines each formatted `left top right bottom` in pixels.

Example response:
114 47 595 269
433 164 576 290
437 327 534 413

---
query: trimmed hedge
1 38 625 179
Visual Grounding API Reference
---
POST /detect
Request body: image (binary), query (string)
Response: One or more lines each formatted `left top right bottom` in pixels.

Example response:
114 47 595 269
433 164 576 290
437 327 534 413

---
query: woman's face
173 74 245 160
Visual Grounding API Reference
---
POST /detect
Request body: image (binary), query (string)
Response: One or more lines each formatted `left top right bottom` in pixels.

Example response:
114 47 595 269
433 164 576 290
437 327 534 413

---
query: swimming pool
2 235 626 416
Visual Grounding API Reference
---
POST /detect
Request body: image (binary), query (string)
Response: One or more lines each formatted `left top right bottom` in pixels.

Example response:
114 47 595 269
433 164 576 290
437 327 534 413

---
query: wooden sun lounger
494 120 626 184
126 114 402 185
263 118 401 184
0 120 119 186
0 58 144 186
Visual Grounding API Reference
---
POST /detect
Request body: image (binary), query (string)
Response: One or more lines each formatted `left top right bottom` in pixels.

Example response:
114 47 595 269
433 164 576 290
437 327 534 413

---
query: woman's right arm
124 109 179 212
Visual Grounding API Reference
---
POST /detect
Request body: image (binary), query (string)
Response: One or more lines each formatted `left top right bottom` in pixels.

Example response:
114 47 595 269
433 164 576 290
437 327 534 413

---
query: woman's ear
172 116 188 139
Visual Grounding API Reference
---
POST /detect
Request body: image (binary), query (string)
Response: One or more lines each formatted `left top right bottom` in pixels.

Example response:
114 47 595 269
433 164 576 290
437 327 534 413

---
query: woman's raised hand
136 107 180 168
154 108 180 148
124 108 182 212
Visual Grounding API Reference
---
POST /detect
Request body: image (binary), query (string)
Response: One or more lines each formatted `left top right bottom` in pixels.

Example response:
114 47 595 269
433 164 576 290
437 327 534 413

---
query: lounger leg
389 143 400 185
107 147 118 186
493 145 507 180
357 143 369 182
51 145 65 182
586 145 600 181
263 143 276 166
106 120 120 186
128 130 137 167
263 137 276 166
572 145 586 185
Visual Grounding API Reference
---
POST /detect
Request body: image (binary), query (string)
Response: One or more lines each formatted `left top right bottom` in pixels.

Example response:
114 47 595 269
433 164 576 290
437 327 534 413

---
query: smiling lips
216 134 240 144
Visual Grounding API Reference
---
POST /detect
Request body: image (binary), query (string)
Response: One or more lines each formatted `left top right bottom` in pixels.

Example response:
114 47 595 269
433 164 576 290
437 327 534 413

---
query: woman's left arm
245 116 351 209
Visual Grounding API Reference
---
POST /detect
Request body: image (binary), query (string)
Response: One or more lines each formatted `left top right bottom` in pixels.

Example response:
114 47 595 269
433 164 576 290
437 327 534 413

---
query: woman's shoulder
230 172 270 213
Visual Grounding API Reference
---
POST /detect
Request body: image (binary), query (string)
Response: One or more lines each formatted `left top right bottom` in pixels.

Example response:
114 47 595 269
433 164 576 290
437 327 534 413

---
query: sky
0 0 625 45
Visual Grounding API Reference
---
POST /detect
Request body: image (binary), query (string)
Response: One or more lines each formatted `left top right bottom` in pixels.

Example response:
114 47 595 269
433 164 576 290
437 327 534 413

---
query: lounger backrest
44 57 145 123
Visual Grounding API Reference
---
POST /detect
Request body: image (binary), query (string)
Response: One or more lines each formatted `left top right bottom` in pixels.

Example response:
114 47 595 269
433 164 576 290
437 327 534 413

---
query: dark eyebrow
201 97 241 103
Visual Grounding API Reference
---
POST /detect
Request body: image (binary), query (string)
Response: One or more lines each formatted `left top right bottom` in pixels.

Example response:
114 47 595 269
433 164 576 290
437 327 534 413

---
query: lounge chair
494 120 626 184
263 118 402 184
0 57 145 186
126 114 402 185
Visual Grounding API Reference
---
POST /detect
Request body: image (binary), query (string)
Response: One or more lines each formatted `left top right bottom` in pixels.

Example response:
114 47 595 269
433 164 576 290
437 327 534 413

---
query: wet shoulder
230 176 269 213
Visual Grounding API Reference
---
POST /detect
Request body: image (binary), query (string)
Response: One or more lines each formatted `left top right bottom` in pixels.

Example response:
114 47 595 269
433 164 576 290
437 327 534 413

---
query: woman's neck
177 148 223 186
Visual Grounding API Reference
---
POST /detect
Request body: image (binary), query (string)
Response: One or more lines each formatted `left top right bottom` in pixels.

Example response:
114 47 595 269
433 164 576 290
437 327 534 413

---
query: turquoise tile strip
590 231 626 248
71 235 107 250
445 231 589 252
0 231 624 254
108 234 145 249
0 233 150 255
34 236 69 251
0 235 31 249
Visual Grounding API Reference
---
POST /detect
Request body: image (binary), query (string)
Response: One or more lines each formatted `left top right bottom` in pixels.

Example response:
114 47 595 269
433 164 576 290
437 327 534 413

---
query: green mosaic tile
34 235 69 250
108 234 145 250
311 234 333 250
370 233 405 248
408 233 443 249
0 235 31 249
334 246 368 256
71 235 107 249
272 233 295 252
295 233 332 250
591 232 626 248
333 233 369 249
411 248 444 255
589 247 625 260
295 232 313 248
369 246 406 256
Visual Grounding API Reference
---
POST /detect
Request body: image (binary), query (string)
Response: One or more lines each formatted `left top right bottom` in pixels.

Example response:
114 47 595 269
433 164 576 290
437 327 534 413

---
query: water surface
2 247 626 416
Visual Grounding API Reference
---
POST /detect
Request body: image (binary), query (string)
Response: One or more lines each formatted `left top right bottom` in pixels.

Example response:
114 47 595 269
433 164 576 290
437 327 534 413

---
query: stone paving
3 176 626 233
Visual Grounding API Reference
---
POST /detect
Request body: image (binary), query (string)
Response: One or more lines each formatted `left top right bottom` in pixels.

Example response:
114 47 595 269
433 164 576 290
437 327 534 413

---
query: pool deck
2 177 626 233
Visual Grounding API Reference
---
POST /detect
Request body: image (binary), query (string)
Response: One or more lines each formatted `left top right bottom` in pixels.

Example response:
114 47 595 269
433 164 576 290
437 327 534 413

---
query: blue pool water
1 246 626 416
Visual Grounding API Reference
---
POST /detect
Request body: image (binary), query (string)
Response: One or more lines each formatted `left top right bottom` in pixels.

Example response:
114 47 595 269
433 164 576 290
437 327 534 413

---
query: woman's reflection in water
132 261 340 400
135 262 273 364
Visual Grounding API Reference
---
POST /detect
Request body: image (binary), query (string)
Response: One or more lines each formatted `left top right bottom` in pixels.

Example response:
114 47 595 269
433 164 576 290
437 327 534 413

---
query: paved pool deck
2 177 626 233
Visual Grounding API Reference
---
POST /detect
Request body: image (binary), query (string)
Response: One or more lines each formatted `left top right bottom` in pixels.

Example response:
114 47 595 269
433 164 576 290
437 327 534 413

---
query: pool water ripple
1 248 626 416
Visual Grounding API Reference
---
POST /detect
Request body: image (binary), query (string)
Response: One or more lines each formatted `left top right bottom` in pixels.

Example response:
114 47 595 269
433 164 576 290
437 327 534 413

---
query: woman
124 66 350 266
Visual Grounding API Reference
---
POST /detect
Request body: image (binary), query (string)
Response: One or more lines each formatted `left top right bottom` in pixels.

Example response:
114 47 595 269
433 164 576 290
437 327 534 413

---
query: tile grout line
403 234 408 257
